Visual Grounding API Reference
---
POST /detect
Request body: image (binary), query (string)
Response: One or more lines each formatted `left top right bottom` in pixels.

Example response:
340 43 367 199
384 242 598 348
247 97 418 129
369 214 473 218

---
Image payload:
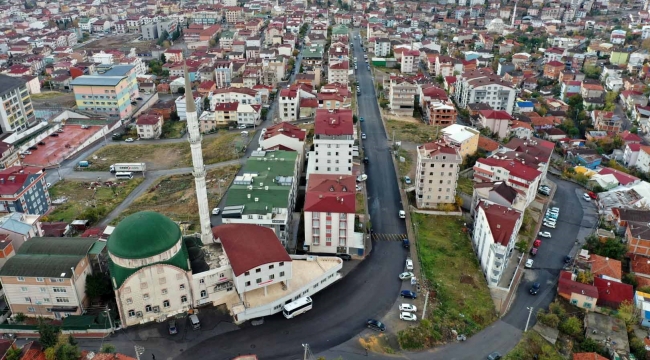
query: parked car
400 290 417 299
530 248 538 256
125 138 134 142
538 231 551 238
38 141 45 145
361 133 367 140
543 222 556 229
399 210 406 219
336 253 352 261
168 320 178 335
367 319 385 332
588 191 597 199
237 124 247 129
363 157 369 164
28 146 37 150
399 272 415 280
212 208 221 215
583 193 591 201
359 117 364 122
356 185 363 192
402 239 410 248
487 352 502 360
530 282 541 295
405 259 413 270
357 174 368 182
399 304 417 312
399 312 417 322
525 259 534 268
404 176 411 184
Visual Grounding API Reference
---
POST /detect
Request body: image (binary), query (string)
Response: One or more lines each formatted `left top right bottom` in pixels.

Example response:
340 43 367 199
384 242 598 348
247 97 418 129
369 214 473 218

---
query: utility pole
134 346 145 360
524 306 534 332
422 290 429 320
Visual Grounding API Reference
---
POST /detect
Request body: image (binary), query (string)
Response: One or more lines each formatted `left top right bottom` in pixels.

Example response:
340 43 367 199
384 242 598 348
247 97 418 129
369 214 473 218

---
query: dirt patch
80 33 154 53
31 91 76 107
359 334 397 354
385 113 421 124
459 274 476 287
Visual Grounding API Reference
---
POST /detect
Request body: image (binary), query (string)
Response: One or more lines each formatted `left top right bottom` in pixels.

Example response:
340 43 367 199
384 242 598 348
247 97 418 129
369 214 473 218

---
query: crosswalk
372 233 408 241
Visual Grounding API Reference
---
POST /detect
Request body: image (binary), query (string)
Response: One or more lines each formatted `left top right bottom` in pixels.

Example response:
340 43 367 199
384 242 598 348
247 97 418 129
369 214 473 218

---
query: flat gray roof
0 75 26 97
101 65 135 76
70 75 127 87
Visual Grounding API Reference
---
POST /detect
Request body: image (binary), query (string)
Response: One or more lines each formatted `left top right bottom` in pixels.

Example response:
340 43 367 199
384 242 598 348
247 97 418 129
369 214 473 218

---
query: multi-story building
374 38 391 57
455 71 517 114
136 113 163 139
236 103 261 128
141 23 158 40
388 76 419 115
440 124 479 159
304 174 357 254
307 109 354 177
633 146 650 173
400 50 419 74
415 142 462 208
473 157 542 207
259 123 307 157
478 110 513 140
472 200 522 287
427 100 456 127
279 86 300 122
328 62 349 85
221 151 300 245
0 237 98 319
214 102 238 125
211 87 260 106
225 7 244 23
70 65 139 120
0 75 36 133
215 61 233 88
0 166 50 215
302 45 325 68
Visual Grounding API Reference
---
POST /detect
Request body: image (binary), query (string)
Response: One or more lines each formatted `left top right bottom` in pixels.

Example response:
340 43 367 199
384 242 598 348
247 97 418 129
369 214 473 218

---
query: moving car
168 320 178 335
538 231 551 238
404 176 411 184
367 319 385 332
405 259 414 270
212 208 221 215
399 312 417 322
399 304 417 312
399 210 406 219
525 259 534 268
399 272 415 280
400 290 417 299
529 282 541 295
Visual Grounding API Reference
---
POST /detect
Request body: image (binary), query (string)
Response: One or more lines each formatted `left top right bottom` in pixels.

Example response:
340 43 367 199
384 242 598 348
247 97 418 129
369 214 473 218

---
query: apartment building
215 61 233 88
374 38 391 57
0 75 36 133
427 100 457 127
473 157 542 207
472 200 522 287
279 86 300 122
328 61 349 85
415 142 462 208
221 151 300 246
225 7 244 23
214 102 238 125
307 109 354 177
236 103 262 128
211 87 260 106
455 71 517 114
135 113 163 139
440 124 480 159
70 65 139 120
304 174 357 254
478 110 513 139
389 76 419 115
0 237 98 319
259 122 307 156
0 166 50 215
400 50 419 74
633 146 650 173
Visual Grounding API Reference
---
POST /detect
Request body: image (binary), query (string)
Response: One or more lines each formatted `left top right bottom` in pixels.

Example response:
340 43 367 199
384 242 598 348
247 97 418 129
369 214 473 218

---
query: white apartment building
415 142 462 208
473 157 542 207
136 114 163 139
624 143 641 167
0 75 36 133
374 38 391 57
643 25 650 40
400 50 419 74
472 200 522 287
634 145 650 173
259 122 307 157
455 71 517 114
279 86 300 122
328 61 349 85
304 174 358 254
236 103 261 127
307 109 355 178
389 76 419 115
211 87 260 107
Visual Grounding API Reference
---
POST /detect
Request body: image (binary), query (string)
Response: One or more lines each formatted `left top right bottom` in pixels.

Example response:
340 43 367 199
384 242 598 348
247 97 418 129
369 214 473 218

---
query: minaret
184 63 213 244
511 1 517 27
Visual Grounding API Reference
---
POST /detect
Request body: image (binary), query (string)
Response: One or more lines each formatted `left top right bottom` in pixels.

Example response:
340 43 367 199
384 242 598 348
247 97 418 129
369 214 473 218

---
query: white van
189 314 200 330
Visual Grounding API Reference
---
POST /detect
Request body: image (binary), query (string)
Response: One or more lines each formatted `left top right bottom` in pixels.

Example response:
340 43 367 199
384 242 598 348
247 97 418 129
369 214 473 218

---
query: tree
160 53 166 63
203 97 210 111
583 64 601 80
38 320 60 349
6 347 22 360
576 271 594 284
85 273 112 300
100 344 116 354
583 235 627 260
177 87 185 95
559 316 582 337
55 343 80 360
617 300 637 329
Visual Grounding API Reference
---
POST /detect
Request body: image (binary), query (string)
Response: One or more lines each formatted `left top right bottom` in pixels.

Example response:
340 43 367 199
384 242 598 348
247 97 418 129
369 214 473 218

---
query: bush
537 310 560 328
559 316 582 337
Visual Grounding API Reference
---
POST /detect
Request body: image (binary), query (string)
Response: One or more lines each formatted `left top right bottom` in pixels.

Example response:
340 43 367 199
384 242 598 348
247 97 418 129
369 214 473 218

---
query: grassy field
44 178 144 224
503 331 562 360
84 131 242 171
456 177 474 195
356 192 365 215
386 120 441 144
161 121 186 139
112 165 240 230
30 91 64 99
398 214 497 349
396 148 413 179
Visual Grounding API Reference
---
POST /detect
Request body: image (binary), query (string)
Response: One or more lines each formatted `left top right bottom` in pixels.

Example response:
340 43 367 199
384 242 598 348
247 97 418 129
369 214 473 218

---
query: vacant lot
456 177 474 195
81 33 153 53
45 178 144 224
386 120 440 144
85 132 243 171
31 91 76 107
504 331 562 360
398 214 496 349
112 165 240 230
161 121 186 139
396 148 413 180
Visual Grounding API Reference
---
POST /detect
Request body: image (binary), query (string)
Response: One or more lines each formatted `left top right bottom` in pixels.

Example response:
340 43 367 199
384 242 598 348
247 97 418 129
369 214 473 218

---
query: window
145 305 152 312
269 274 275 280
256 268 261 273
200 290 207 298
143 293 149 300
181 296 187 303
55 297 69 303
40 287 47 293
199 279 205 284
269 264 274 269
280 271 285 277
245 281 251 286
244 271 250 276
163 300 170 308
279 262 284 267
256 278 262 284
28 307 35 313
21 287 27 292
36 278 44 282
17 277 24 282
24 297 31 302
128 310 136 317
43 298 50 303
53 287 66 293
126 298 133 305
179 284 185 290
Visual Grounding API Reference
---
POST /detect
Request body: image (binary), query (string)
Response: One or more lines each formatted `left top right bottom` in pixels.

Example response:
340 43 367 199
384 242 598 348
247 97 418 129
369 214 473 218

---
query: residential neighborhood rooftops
304 174 356 214
314 109 353 136
477 200 520 246
263 123 306 141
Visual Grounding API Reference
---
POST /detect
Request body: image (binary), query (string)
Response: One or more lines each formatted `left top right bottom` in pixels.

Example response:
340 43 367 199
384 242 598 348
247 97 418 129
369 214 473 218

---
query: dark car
487 352 502 360
136 97 143 100
336 253 352 261
28 146 37 150
529 282 540 295
363 157 369 164
530 247 537 256
564 255 572 263
38 141 45 145
366 319 385 332
400 290 417 299
50 133 59 137
168 320 178 335
402 239 410 249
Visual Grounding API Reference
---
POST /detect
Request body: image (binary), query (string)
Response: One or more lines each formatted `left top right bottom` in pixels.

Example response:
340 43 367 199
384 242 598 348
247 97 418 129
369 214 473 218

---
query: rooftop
590 254 622 280
558 271 599 298
594 277 633 308
441 124 479 143
314 109 354 136
0 74 26 96
477 200 521 246
304 174 356 214
70 75 127 87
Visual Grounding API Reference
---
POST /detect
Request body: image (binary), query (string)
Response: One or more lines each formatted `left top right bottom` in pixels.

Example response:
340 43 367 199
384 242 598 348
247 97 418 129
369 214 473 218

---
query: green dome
108 211 182 259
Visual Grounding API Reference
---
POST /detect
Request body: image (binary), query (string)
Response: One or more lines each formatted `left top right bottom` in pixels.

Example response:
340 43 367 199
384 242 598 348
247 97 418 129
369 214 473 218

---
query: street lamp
524 306 534 332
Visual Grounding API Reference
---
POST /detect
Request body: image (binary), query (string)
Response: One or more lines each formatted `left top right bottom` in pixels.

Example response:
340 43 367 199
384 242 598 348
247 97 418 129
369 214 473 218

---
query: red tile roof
304 174 356 213
573 353 609 360
594 277 634 308
0 166 43 196
419 141 459 156
477 200 521 246
300 98 319 108
598 167 639 185
213 224 291 277
477 158 542 181
590 254 622 280
214 102 239 111
558 271 599 298
478 110 513 120
329 62 349 70
136 114 161 126
631 254 650 276
621 130 643 143
314 109 353 136
546 60 565 67
628 143 641 152
263 122 306 141
478 136 499 152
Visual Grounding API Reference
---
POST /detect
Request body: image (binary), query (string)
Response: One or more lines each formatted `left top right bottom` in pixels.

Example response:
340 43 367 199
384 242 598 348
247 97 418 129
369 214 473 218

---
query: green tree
85 273 112 300
203 97 210 111
6 347 22 360
177 87 185 95
537 310 560 328
55 343 80 360
38 320 61 349
583 64 601 79
583 235 627 260
617 300 637 329
160 53 166 63
100 344 116 353
559 316 582 337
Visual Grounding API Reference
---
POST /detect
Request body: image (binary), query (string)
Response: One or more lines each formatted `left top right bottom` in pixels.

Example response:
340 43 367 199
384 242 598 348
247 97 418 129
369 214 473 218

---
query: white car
46 183 52 188
538 231 551 238
399 304 417 312
525 259 534 268
125 138 134 142
361 133 367 140
399 312 417 322
405 259 413 270
357 174 368 182
399 272 415 280
237 124 247 129
550 207 560 212
543 222 556 229
212 208 221 215
356 185 362 192
399 210 406 219
583 193 591 201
